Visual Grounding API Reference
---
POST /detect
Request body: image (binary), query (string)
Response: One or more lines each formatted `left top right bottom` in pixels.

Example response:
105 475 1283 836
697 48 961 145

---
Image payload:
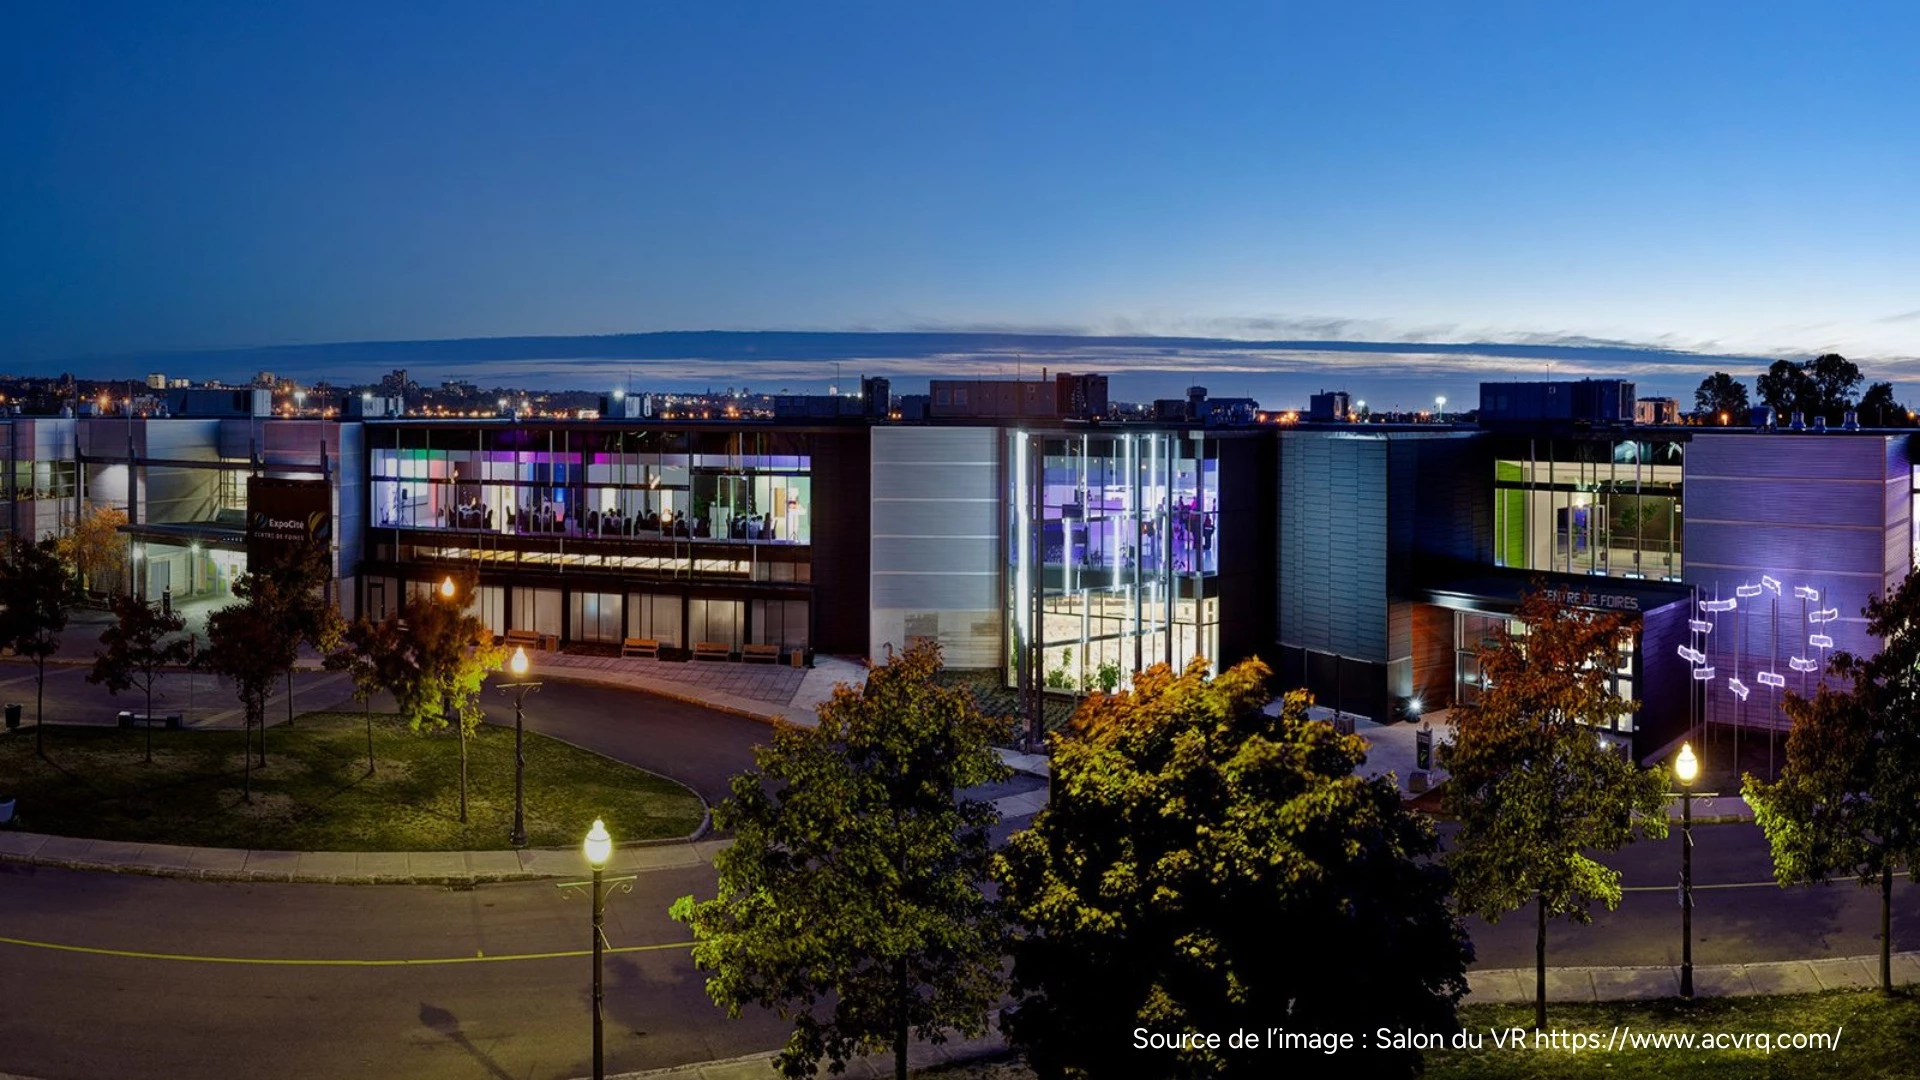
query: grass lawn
906 991 1920 1079
935 669 1080 733
0 711 705 851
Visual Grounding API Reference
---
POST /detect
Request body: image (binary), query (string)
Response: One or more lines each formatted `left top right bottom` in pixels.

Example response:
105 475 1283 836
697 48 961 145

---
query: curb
0 833 728 887
589 1035 1015 1080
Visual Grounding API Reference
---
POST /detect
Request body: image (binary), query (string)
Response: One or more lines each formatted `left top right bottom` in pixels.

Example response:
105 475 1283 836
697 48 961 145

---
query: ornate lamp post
497 645 541 847
584 820 614 1080
1670 741 1714 998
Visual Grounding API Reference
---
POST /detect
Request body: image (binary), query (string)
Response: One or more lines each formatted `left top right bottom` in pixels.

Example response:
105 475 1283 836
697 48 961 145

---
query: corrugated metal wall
1683 433 1912 731
869 426 1003 668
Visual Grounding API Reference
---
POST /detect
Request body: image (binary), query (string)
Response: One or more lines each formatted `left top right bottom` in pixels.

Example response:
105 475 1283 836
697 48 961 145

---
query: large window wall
369 426 812 544
1494 437 1683 580
1008 430 1221 695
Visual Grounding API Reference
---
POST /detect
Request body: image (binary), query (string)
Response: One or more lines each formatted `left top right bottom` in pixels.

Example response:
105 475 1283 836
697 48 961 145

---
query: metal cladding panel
869 426 1002 665
1686 477 1883 526
1687 522 1887 580
1278 432 1388 662
1686 433 1889 481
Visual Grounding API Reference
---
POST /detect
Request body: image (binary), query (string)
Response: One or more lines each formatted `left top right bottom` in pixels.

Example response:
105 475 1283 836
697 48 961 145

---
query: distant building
1479 379 1636 426
167 377 191 389
928 379 1057 419
1635 398 1680 425
146 372 167 390
1054 372 1109 419
1308 390 1351 422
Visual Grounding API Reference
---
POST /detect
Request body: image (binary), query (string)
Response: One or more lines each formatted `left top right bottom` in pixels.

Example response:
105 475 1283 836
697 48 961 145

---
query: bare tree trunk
458 727 468 824
243 707 253 803
144 677 154 764
365 699 374 775
894 957 909 1080
287 669 295 727
1883 870 1894 994
1535 894 1548 1031
34 659 45 759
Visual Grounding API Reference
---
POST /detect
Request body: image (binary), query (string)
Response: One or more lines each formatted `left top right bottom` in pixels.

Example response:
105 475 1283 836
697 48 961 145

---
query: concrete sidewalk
597 1033 1011 1080
0 829 732 885
1465 951 1920 1003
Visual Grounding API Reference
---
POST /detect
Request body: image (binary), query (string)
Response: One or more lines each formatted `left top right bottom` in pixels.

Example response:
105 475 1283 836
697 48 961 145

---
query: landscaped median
0 710 705 853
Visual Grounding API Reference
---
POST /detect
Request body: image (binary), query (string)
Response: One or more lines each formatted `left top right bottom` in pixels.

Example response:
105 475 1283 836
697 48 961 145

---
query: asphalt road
0 862 792 1080
1460 822 1919 969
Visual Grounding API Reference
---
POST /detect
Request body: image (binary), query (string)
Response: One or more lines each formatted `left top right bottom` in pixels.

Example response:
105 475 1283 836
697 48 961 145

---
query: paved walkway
530 651 859 728
1465 952 1920 1004
596 1034 1011 1080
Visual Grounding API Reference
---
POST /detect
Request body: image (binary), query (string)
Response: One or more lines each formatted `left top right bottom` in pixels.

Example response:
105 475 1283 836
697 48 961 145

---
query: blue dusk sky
3 2 1917 406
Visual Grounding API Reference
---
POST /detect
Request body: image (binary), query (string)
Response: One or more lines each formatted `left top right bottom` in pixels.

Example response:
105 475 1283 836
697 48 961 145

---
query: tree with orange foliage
1441 586 1669 1030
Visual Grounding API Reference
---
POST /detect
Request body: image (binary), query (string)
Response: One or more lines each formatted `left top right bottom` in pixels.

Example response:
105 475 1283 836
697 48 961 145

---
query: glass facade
1494 437 1683 580
1007 430 1221 696
369 426 812 544
1451 610 1635 730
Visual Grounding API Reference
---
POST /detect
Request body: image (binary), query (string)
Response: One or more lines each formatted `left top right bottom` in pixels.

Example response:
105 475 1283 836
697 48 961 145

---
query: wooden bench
117 711 184 730
503 628 557 653
621 637 661 659
693 641 732 662
741 643 780 664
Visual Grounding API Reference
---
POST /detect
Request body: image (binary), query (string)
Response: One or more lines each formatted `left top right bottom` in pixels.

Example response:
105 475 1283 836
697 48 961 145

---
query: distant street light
498 646 542 848
1436 395 1448 423
440 576 455 600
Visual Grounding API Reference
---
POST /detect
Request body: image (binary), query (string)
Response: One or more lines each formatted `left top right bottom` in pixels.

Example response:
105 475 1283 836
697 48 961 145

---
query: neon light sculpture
1700 598 1737 612
1757 671 1786 688
1689 619 1714 634
1761 575 1782 594
1789 656 1820 673
1809 608 1839 624
1737 583 1763 598
1677 644 1705 664
1809 634 1834 649
1693 667 1716 680
1794 585 1819 601
1728 677 1750 701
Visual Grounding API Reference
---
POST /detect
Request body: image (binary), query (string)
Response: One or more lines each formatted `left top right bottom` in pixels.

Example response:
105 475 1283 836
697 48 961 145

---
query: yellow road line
0 935 693 967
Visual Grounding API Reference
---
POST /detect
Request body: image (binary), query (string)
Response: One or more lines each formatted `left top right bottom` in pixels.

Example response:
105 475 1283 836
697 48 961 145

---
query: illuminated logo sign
1543 587 1639 612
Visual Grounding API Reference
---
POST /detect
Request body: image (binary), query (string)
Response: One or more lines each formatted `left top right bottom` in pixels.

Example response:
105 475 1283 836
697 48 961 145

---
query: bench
503 628 557 653
741 643 780 664
621 637 661 659
693 641 732 662
118 711 184 730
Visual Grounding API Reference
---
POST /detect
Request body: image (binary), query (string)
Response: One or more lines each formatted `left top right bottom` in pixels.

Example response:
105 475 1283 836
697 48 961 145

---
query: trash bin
162 588 172 616
3 703 20 730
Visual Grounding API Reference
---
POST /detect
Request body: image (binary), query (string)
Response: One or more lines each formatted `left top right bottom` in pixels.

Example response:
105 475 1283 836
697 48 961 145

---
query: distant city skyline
5 3 1917 403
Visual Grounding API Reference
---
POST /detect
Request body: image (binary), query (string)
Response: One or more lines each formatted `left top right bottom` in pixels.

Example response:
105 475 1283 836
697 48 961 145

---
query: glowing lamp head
1675 742 1699 785
440 576 455 599
584 819 612 870
1407 696 1423 717
510 646 529 678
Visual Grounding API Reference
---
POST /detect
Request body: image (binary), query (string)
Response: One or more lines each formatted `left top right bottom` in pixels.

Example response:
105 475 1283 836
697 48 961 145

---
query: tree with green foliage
328 610 411 775
0 537 85 757
997 659 1469 1080
1757 353 1862 424
671 640 1010 1080
89 594 192 763
1441 587 1669 1030
374 579 506 823
252 538 344 727
1692 371 1749 420
199 579 296 801
1858 381 1911 427
1744 568 1920 992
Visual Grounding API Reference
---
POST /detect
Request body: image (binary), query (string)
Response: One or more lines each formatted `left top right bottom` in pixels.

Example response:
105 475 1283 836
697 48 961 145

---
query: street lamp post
1436 395 1448 423
1671 742 1715 998
497 646 542 847
584 820 614 1080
